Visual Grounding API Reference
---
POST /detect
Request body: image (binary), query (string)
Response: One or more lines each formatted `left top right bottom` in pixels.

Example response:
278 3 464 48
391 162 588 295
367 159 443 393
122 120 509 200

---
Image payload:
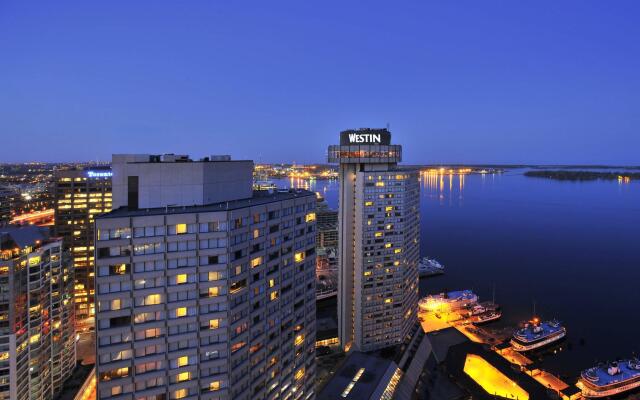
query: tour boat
580 358 640 398
510 318 566 352
418 257 445 277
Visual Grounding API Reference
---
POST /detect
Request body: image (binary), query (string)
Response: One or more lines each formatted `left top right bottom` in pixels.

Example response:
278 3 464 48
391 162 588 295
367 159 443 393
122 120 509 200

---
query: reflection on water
420 169 478 206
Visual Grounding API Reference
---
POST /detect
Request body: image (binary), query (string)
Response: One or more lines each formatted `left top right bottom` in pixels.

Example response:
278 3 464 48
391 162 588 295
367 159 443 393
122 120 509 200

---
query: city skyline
2 1 640 165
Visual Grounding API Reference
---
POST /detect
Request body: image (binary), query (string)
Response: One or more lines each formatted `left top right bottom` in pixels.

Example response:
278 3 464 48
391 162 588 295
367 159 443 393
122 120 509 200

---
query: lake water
277 170 640 378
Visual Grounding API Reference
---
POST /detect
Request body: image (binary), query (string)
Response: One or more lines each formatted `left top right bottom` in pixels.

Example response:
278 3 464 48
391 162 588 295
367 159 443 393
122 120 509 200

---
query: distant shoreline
524 170 640 181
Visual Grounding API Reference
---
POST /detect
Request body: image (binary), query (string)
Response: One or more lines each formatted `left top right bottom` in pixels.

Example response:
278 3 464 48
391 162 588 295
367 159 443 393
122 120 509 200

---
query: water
277 170 640 378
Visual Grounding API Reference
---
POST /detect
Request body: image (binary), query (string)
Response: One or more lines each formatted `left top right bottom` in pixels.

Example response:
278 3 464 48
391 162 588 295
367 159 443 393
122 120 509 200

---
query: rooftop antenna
386 122 390 131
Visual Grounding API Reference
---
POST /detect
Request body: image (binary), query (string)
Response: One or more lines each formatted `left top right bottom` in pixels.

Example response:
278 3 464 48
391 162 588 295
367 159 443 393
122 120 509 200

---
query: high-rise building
54 167 112 330
94 154 317 400
0 187 13 226
315 200 338 250
328 128 420 352
0 226 76 400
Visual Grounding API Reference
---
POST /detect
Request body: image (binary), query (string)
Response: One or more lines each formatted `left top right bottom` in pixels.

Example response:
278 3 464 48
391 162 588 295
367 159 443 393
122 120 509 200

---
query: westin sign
339 130 391 145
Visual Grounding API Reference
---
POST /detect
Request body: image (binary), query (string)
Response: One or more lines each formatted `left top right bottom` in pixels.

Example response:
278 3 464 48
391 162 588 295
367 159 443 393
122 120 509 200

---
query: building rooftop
115 153 250 163
0 225 50 250
98 189 315 219
317 351 397 400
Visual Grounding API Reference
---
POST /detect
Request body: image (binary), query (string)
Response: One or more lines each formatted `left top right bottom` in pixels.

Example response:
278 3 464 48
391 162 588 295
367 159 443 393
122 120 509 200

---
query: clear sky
1 1 639 164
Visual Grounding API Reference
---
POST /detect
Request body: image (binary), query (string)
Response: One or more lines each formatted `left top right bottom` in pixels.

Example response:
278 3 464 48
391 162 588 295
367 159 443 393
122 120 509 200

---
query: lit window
364 201 373 206
295 368 305 380
251 257 263 268
294 334 304 346
374 232 383 238
385 298 393 303
268 279 275 288
208 271 220 281
394 248 402 254
115 264 127 274
174 389 187 399
294 252 305 263
270 291 279 301
209 319 220 329
177 372 190 382
209 381 221 392
177 356 188 367
364 271 372 276
175 224 187 234
145 294 161 305
175 274 187 284
253 229 260 239
175 307 187 317
375 181 385 187
385 206 393 212
305 212 316 222
384 243 392 248
110 299 121 310
208 287 219 297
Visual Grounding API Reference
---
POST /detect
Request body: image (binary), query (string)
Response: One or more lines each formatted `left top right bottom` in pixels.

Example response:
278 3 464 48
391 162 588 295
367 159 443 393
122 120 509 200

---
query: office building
54 167 112 330
328 128 420 352
0 187 13 226
94 154 317 400
0 226 76 400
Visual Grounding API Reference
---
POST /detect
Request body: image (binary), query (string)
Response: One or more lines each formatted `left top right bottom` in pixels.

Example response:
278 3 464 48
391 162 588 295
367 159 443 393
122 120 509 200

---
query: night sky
1 1 639 164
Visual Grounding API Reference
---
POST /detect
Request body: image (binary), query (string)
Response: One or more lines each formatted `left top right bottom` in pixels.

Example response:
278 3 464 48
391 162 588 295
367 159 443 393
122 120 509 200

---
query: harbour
292 167 640 398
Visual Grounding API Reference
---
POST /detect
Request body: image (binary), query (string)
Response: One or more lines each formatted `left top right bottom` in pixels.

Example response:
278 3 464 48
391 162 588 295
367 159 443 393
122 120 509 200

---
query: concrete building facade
94 154 317 400
328 129 420 352
0 226 76 400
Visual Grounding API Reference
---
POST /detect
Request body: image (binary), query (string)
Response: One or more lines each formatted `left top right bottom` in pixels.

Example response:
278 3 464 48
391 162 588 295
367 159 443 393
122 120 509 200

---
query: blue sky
1 1 639 164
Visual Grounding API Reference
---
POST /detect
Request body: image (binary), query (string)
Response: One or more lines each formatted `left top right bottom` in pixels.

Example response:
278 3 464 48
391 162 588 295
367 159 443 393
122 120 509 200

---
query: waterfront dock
418 291 583 399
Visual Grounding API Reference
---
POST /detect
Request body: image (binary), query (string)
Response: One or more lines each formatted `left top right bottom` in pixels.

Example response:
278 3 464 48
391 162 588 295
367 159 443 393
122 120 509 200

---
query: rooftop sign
340 129 391 146
87 170 113 178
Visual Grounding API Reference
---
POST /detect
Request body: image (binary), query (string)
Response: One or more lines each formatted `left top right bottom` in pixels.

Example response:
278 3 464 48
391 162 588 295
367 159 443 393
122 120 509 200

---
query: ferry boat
510 318 566 352
418 257 445 277
580 358 640 398
418 290 478 312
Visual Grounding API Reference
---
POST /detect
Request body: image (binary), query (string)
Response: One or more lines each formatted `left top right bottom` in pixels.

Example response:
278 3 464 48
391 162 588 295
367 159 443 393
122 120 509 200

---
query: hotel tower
328 129 420 352
94 154 317 400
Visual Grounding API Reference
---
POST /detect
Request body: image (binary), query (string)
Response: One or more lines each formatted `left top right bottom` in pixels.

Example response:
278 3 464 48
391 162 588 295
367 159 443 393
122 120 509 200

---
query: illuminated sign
87 171 113 178
340 130 391 145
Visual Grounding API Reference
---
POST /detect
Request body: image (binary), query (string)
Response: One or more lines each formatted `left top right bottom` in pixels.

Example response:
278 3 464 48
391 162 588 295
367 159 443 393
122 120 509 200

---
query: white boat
472 310 502 325
510 318 566 352
418 290 478 312
418 257 445 277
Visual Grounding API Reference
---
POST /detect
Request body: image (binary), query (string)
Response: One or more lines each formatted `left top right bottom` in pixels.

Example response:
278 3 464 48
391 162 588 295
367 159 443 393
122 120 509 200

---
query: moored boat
418 290 478 312
418 257 445 277
472 310 502 325
580 358 640 398
510 318 566 352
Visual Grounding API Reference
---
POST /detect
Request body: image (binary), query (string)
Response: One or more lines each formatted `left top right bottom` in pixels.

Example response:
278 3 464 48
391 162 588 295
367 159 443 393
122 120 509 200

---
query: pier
418 291 583 399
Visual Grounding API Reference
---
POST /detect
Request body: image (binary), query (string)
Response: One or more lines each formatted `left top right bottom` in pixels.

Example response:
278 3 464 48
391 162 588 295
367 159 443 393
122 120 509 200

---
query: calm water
278 170 640 378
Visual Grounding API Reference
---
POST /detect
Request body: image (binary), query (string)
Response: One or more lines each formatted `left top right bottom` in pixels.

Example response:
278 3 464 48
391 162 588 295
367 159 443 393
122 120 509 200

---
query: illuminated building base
463 354 529 400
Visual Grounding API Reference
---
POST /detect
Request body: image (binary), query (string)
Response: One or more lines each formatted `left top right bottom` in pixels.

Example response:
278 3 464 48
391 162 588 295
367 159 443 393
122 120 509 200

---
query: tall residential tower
94 154 317 400
328 129 420 352
0 226 76 400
